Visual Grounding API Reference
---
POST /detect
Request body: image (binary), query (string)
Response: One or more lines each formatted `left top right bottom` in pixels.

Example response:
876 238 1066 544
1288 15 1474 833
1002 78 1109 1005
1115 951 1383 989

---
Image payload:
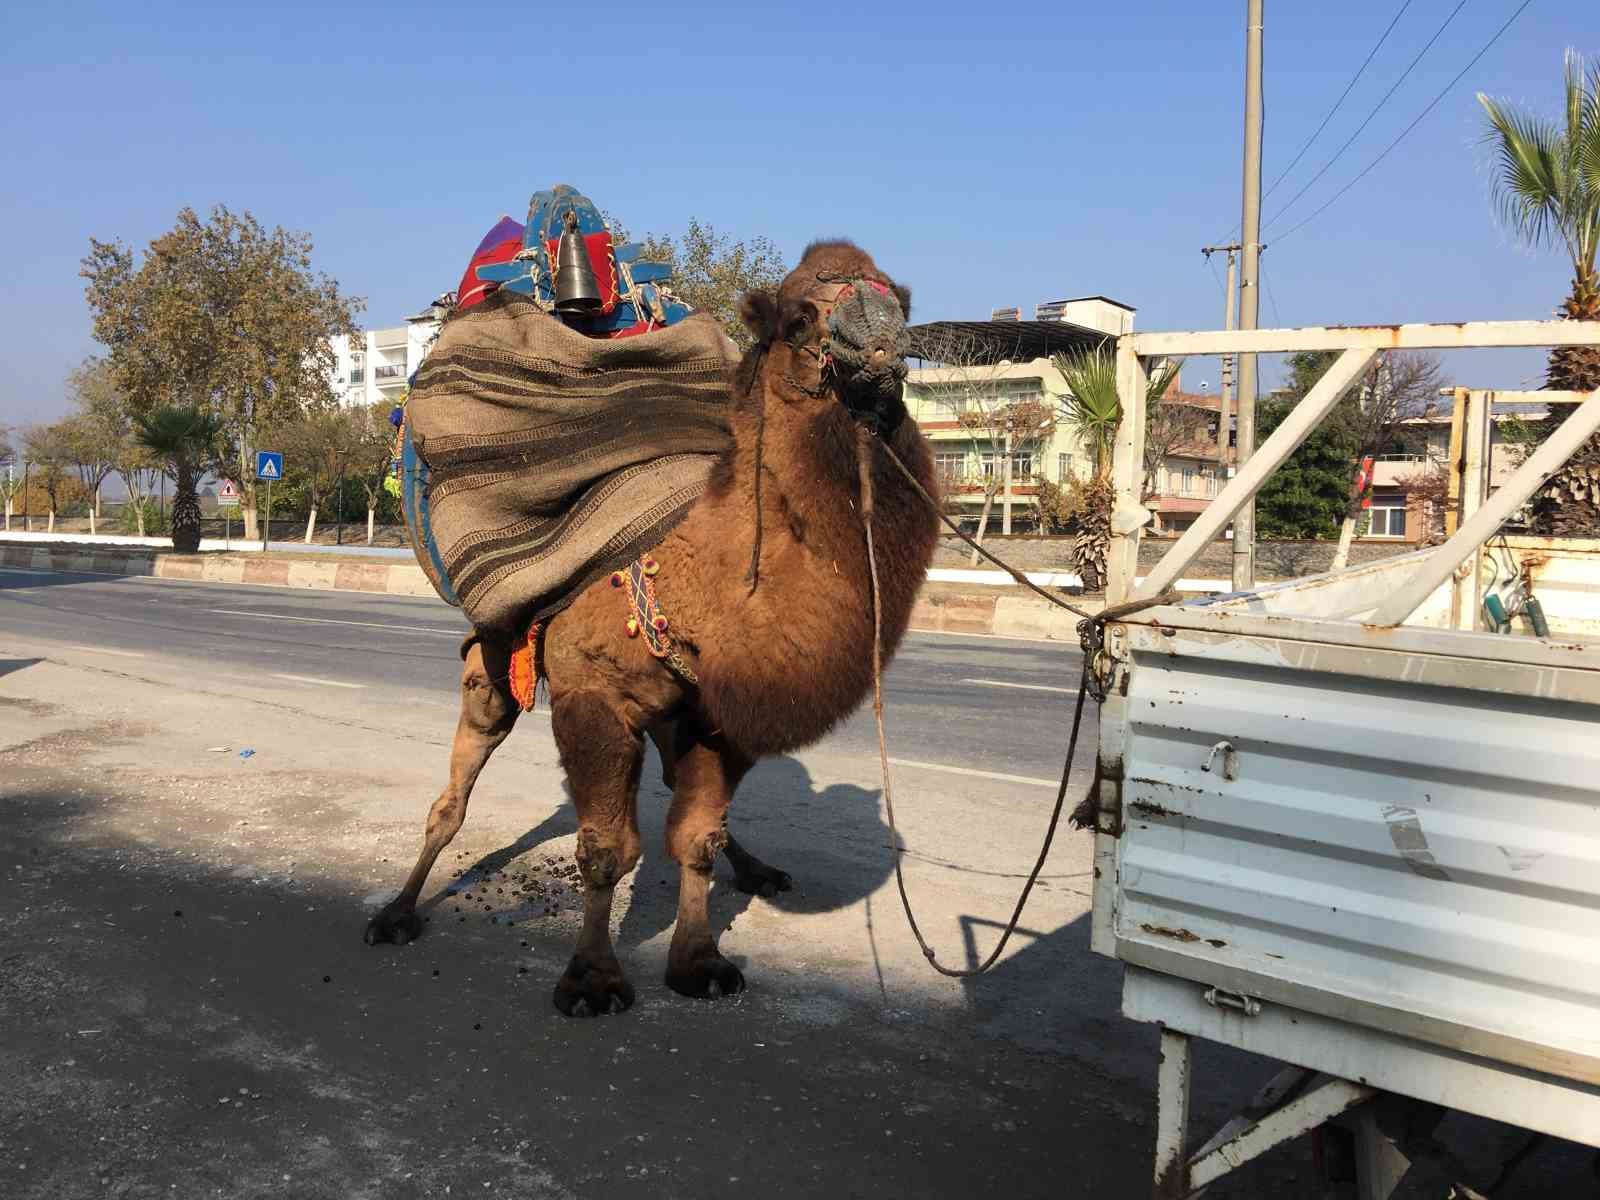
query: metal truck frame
1088 320 1600 1198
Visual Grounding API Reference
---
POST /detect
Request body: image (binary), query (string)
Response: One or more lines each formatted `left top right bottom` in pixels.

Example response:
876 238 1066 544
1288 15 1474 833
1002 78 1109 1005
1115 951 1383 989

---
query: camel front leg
550 689 644 1017
364 636 518 945
663 728 751 999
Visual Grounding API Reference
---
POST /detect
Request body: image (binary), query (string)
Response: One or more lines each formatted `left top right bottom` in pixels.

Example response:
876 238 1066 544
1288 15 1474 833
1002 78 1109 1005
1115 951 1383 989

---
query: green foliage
1032 473 1090 534
1253 352 1362 539
1051 347 1182 479
638 219 786 348
134 406 223 476
117 499 169 535
81 205 363 511
1479 51 1600 391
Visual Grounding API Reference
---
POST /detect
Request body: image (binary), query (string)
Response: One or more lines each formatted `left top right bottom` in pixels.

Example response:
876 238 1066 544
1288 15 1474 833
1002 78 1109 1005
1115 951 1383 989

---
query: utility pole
1233 0 1265 592
1201 243 1241 477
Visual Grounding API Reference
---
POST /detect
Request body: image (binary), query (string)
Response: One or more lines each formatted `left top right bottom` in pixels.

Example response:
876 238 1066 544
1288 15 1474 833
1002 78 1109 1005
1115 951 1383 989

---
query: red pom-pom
625 617 640 637
610 571 624 588
652 615 668 632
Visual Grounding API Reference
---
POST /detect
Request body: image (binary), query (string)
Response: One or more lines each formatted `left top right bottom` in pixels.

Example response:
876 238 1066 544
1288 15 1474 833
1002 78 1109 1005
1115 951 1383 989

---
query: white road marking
886 757 1059 789
271 673 366 690
64 645 146 658
209 609 460 636
963 677 1077 695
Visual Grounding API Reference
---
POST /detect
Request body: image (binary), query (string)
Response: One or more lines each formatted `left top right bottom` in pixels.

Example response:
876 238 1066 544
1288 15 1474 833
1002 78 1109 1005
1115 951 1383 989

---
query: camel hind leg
550 689 644 1017
648 720 792 899
364 635 519 945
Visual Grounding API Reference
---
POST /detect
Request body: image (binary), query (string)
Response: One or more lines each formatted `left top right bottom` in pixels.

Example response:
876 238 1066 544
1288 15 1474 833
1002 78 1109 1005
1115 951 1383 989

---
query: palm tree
1479 52 1600 533
1053 347 1181 591
134 405 221 553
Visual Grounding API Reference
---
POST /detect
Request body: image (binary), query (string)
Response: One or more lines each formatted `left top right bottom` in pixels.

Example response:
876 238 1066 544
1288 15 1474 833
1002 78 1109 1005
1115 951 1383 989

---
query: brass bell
553 210 602 316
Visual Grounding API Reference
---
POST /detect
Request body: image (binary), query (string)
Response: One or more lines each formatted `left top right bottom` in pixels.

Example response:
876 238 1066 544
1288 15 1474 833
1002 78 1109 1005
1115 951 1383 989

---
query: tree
1479 52 1600 534
1142 387 1216 504
63 359 126 535
278 408 354 543
134 406 222 553
81 205 362 540
21 423 74 534
0 426 19 531
1053 347 1181 591
347 400 400 545
1327 351 1441 568
909 331 1058 559
637 219 786 349
1254 352 1362 539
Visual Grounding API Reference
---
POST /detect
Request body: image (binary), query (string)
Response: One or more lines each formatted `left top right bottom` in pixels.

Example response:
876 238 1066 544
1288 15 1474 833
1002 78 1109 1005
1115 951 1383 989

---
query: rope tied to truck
860 426 1178 978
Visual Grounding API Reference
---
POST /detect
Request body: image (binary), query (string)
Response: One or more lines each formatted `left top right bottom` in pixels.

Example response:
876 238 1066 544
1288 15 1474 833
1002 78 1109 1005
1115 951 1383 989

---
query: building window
1012 451 1033 479
1367 495 1408 537
1181 467 1197 496
933 452 965 483
1058 453 1072 482
349 368 364 384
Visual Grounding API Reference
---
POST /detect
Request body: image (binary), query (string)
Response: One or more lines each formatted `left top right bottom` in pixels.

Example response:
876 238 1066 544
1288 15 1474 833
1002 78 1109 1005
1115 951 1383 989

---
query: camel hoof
733 863 793 899
665 953 746 1000
552 954 635 1018
364 906 422 946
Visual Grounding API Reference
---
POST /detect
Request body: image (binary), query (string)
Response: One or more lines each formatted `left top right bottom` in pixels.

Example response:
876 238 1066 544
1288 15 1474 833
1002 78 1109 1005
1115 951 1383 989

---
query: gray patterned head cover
825 280 910 432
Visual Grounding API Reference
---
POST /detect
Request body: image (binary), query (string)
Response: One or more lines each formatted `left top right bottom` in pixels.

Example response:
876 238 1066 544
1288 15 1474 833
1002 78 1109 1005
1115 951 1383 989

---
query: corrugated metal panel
1112 626 1600 1083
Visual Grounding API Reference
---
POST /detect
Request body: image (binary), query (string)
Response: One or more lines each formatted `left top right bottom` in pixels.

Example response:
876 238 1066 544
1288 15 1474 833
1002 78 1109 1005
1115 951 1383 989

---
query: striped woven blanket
403 292 738 634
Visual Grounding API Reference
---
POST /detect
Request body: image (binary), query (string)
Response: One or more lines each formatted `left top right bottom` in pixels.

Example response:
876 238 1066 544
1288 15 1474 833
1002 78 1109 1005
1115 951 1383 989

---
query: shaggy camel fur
365 242 939 1015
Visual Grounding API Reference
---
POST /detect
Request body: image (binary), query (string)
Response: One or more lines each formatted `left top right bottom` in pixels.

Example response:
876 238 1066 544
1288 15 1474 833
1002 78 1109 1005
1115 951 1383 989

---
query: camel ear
892 283 912 319
739 291 779 344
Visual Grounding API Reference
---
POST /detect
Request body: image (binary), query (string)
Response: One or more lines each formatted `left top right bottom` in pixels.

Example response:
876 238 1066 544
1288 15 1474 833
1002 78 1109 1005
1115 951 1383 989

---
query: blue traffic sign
255 451 283 481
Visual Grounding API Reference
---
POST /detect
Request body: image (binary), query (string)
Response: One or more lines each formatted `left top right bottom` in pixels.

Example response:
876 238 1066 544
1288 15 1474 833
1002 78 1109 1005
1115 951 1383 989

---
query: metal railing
1107 320 1600 625
373 363 408 382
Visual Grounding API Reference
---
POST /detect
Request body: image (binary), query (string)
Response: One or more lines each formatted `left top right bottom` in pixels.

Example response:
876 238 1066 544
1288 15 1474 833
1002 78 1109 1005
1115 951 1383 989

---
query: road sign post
255 452 283 550
218 479 240 549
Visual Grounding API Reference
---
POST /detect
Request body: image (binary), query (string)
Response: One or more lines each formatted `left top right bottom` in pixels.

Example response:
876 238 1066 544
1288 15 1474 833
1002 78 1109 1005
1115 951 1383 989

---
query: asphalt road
0 562 1086 786
2 564 1586 1199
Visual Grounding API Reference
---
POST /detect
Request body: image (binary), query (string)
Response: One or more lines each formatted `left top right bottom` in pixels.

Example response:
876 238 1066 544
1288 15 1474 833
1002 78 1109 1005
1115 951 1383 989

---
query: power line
1263 0 1470 234
1272 0 1534 245
1206 252 1227 304
1262 258 1285 328
1261 0 1418 204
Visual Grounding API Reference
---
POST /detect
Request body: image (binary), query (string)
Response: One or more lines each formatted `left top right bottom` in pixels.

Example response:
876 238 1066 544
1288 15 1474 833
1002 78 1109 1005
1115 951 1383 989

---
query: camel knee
575 825 641 888
666 815 728 873
423 788 467 844
460 668 514 736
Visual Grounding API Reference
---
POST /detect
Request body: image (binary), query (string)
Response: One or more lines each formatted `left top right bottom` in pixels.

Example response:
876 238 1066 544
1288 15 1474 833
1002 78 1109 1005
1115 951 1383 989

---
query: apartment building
903 297 1230 533
330 295 451 409
902 297 1133 532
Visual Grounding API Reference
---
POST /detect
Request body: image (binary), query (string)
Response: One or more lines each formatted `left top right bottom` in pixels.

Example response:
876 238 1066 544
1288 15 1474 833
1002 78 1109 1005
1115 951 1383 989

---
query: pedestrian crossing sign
255 451 283 481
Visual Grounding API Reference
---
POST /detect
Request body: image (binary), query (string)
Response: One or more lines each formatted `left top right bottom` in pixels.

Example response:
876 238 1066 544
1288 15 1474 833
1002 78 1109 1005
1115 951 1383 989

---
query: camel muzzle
824 280 910 433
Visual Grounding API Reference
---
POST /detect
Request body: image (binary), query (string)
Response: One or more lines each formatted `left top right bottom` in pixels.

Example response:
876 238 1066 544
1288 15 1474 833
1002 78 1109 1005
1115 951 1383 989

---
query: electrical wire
1264 0 1419 207
1206 252 1228 305
1262 258 1285 328
1271 0 1534 245
1263 0 1470 234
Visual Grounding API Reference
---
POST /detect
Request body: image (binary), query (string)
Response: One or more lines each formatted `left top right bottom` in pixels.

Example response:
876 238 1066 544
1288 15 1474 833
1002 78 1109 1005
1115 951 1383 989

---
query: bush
116 500 169 535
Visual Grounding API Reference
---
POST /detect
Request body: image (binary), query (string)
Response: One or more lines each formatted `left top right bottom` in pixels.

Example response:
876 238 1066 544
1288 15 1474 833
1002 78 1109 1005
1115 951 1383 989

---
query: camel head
737 240 912 434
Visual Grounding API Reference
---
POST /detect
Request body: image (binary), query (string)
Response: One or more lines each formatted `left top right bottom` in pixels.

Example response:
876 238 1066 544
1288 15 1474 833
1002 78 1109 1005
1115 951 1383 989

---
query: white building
330 296 450 410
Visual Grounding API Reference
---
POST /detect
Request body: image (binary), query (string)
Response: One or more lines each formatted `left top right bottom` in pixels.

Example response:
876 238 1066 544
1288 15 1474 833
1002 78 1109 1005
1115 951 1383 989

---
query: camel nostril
871 348 887 364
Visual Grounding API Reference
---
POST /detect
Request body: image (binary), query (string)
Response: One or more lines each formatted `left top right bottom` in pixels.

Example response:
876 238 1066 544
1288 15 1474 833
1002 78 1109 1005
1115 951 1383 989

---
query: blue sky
3 0 1596 427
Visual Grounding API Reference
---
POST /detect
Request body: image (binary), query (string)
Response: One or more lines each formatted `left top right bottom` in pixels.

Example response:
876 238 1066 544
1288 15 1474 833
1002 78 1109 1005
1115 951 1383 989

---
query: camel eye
784 307 815 346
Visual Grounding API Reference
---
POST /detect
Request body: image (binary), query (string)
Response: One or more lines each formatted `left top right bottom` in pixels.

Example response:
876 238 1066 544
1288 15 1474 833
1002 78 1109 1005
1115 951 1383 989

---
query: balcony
374 363 408 386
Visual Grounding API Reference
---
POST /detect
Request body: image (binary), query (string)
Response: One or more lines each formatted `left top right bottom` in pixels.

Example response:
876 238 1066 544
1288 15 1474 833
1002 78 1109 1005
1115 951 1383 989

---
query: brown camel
364 241 939 1016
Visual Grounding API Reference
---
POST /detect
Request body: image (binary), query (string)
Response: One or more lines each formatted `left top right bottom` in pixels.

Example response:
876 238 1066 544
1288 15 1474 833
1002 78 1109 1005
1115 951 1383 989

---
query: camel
364 241 939 1016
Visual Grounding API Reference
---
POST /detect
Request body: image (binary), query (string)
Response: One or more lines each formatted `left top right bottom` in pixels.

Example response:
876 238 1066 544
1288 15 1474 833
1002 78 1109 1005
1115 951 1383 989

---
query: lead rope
858 425 1175 978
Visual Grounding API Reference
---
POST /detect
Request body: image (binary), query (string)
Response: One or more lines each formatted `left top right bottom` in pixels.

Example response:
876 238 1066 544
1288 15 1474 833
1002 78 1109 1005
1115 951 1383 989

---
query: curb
1 545 1090 642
